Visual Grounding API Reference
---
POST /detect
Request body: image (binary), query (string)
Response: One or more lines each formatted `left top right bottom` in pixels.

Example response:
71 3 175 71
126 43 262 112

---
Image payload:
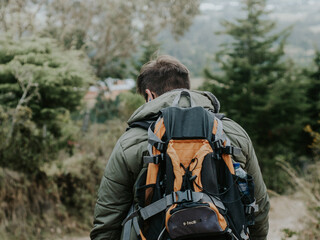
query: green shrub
0 36 95 173
118 91 145 121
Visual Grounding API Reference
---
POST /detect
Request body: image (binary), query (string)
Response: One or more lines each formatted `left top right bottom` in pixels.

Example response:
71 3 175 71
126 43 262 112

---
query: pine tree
203 0 289 132
306 51 320 132
202 0 309 191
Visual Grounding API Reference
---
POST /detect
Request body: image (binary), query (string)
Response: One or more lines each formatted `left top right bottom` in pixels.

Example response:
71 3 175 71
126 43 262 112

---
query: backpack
123 91 258 240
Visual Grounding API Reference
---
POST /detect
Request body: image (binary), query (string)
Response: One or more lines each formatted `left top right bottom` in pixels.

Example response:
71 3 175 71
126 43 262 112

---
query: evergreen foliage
0 36 94 173
201 0 309 192
305 51 320 132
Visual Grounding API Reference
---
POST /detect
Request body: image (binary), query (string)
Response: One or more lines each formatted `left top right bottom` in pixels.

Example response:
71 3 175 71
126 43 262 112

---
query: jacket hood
127 89 220 125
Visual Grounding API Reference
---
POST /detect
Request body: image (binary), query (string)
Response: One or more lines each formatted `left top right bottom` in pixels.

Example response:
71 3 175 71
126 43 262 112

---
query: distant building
105 78 135 99
83 78 135 109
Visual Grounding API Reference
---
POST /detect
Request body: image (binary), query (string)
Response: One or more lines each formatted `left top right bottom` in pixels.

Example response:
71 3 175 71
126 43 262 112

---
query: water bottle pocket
236 174 256 226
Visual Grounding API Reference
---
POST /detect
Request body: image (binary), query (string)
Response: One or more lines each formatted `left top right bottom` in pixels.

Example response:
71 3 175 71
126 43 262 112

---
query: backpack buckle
172 190 193 204
143 153 164 164
155 142 165 152
213 139 224 149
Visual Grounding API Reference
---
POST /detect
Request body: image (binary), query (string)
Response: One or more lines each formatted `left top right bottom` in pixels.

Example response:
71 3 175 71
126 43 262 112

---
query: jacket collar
127 90 220 125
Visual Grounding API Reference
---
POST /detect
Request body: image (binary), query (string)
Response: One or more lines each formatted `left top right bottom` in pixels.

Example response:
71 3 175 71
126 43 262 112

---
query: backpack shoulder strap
126 120 155 131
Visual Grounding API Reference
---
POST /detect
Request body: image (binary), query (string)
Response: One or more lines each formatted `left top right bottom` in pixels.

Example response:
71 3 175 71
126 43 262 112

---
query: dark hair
137 55 190 100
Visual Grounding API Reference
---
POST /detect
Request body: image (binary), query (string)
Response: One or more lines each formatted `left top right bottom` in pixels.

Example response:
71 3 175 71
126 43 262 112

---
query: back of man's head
137 55 190 100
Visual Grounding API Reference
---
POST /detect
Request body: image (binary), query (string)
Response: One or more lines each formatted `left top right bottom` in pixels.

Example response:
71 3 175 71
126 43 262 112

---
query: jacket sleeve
223 118 270 240
245 139 270 240
90 140 133 240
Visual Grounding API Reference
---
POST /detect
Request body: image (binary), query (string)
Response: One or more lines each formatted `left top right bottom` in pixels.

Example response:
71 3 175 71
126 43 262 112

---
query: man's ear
145 89 155 102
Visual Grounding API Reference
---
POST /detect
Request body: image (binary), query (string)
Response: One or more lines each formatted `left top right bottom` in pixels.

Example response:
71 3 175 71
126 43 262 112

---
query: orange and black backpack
123 91 258 240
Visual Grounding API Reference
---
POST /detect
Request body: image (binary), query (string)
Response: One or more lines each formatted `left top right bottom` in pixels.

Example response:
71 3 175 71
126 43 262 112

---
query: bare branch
6 66 39 143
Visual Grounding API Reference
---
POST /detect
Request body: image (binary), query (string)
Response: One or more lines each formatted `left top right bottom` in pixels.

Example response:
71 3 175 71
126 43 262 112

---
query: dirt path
61 195 309 240
268 194 308 240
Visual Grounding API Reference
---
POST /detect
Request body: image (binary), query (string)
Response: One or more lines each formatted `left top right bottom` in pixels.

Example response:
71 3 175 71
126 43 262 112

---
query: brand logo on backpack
123 91 258 240
183 220 197 226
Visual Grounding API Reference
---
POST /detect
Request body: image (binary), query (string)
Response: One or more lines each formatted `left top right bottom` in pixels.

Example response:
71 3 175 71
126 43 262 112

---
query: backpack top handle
171 90 195 108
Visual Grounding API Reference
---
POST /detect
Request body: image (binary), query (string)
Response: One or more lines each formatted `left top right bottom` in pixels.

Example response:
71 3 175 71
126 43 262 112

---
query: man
90 55 270 240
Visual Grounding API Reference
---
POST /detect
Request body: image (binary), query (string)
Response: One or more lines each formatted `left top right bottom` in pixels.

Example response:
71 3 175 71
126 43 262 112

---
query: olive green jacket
90 90 270 240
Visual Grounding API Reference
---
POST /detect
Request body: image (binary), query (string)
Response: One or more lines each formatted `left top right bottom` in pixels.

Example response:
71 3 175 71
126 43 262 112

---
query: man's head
137 55 190 101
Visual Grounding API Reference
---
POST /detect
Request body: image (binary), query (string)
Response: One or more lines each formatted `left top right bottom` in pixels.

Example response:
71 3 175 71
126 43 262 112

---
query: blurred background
0 0 319 239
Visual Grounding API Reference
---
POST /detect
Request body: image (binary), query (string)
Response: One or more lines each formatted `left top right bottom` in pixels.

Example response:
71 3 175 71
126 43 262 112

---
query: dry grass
0 168 67 240
276 160 320 239
0 120 127 240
